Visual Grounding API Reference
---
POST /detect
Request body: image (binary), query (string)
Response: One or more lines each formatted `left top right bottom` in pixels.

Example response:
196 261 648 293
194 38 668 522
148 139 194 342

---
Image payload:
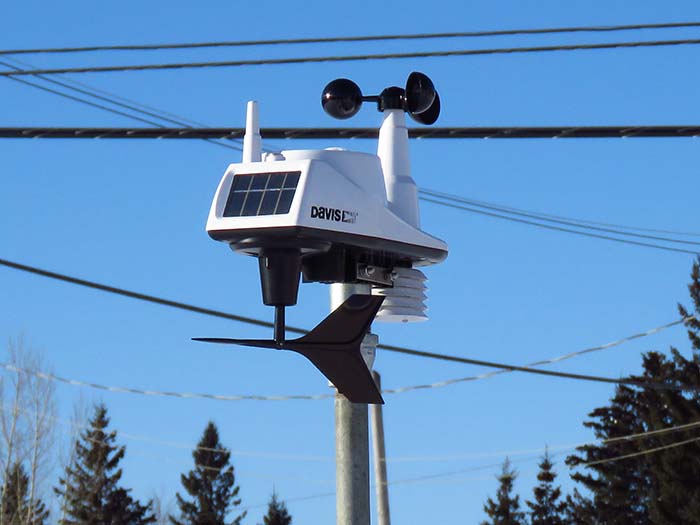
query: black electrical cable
1 126 700 140
419 189 700 246
1 75 164 127
420 188 700 238
0 258 280 331
5 56 221 127
3 22 700 55
3 38 700 76
5 80 697 250
0 60 242 152
419 197 698 255
1 256 699 393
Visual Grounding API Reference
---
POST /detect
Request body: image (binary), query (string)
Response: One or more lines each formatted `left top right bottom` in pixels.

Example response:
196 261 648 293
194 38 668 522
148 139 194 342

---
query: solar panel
223 171 301 217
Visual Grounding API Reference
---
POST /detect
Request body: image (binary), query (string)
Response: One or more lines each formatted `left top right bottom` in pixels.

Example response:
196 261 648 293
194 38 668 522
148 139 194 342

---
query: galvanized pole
370 371 391 525
331 283 374 525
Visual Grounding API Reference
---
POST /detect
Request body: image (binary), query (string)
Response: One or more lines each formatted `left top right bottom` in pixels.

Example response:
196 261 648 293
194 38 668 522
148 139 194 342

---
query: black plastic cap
258 249 302 306
321 78 363 120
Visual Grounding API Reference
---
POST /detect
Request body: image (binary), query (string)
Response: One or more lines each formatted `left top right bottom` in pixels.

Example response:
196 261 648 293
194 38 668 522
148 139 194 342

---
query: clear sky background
3 1 700 523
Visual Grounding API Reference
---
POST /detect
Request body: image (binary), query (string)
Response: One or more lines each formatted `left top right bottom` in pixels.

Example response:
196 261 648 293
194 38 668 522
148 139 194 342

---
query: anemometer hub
197 72 448 403
321 71 440 124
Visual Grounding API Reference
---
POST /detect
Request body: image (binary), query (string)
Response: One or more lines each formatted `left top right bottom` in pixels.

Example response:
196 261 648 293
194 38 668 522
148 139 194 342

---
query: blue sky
3 1 700 523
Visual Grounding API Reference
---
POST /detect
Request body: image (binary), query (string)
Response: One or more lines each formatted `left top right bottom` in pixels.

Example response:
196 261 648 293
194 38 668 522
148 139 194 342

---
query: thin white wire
4 375 699 470
0 363 334 402
5 377 699 505
0 399 333 462
386 419 700 463
583 436 700 466
242 432 700 509
382 315 695 396
0 315 690 403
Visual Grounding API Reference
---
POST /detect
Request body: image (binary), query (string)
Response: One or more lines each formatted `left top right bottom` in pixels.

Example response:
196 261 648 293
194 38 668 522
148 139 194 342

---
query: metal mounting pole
331 282 374 525
371 371 391 525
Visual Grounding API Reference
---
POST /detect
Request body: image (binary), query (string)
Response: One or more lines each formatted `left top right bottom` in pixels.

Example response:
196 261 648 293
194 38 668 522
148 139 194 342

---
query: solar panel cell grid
223 171 301 217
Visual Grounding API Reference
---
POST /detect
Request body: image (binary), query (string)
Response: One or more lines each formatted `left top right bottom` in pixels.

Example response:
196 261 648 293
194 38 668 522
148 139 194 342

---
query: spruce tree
526 450 565 525
565 380 652 525
260 491 291 525
54 403 156 525
563 488 597 525
481 458 525 525
1 462 49 525
566 258 700 524
171 421 245 525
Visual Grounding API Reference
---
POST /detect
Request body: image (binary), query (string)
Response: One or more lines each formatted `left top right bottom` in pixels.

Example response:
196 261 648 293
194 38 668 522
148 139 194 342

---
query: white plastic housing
205 148 447 266
372 267 428 322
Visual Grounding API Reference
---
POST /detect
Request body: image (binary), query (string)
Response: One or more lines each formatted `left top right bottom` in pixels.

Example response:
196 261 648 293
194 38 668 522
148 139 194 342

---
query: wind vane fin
194 295 384 404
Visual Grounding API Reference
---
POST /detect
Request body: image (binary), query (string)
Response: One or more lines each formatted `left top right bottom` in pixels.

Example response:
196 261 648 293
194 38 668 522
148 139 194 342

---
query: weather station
195 71 448 525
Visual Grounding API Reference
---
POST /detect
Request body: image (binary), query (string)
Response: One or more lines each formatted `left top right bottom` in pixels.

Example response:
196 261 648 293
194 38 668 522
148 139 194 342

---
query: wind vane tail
194 294 385 404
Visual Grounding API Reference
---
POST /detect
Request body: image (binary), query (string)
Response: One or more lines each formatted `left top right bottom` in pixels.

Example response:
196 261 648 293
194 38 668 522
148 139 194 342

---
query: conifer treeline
0 401 290 525
481 259 700 525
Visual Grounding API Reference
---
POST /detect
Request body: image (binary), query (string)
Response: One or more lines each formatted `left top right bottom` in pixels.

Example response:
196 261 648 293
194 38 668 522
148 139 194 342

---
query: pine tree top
171 421 246 525
262 492 292 525
526 450 565 525
54 403 155 525
481 458 526 525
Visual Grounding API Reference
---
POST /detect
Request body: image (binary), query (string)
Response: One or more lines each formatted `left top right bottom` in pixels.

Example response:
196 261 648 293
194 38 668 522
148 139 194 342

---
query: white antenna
242 100 262 163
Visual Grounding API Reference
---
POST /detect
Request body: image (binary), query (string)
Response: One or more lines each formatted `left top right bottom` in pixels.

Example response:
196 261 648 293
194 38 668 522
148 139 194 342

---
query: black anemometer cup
321 78 363 119
321 72 440 124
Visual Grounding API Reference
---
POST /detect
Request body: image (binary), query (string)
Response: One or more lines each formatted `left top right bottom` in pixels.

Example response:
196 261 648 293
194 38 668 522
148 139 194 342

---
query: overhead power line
388 419 700 463
0 311 689 403
5 383 700 470
7 56 693 242
0 257 282 331
0 60 242 152
420 197 699 255
420 189 700 246
244 420 700 509
394 430 700 488
3 22 700 55
1 126 700 140
583 436 700 467
0 360 332 402
383 315 693 396
3 38 700 76
2 55 219 126
0 76 163 127
2 256 699 394
5 63 697 252
420 188 700 238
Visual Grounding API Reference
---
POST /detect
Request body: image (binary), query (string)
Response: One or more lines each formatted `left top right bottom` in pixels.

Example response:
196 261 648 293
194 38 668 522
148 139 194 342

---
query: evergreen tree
526 450 565 525
481 458 526 525
54 403 156 525
1 462 49 525
171 421 245 525
566 258 700 524
563 488 597 525
260 491 291 525
565 379 652 525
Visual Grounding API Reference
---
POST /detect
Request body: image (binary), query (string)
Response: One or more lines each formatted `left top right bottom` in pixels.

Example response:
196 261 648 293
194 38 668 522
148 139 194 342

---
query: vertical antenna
242 100 262 163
